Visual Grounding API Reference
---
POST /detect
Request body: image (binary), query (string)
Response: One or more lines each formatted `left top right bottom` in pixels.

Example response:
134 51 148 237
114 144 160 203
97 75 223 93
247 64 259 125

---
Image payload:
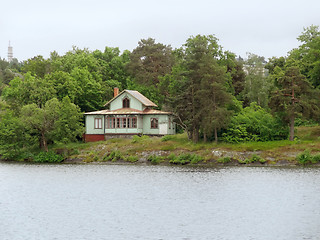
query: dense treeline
0 25 320 159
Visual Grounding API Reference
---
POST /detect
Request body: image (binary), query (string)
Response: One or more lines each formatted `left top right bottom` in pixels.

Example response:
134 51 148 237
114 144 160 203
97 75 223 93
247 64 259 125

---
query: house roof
104 90 158 107
84 108 172 115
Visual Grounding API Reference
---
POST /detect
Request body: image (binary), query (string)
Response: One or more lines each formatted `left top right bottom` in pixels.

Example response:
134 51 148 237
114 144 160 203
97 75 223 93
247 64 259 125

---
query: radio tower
8 41 13 62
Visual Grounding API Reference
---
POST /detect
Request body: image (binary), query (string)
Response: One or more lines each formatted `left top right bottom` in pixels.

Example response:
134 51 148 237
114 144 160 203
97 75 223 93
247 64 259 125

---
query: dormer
105 88 157 111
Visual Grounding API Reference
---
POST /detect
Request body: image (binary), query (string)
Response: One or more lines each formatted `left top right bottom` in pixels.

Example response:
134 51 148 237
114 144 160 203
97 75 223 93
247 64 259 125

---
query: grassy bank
49 126 320 166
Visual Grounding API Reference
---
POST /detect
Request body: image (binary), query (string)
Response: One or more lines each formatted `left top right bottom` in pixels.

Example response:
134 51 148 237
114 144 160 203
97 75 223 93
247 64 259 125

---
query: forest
0 25 320 160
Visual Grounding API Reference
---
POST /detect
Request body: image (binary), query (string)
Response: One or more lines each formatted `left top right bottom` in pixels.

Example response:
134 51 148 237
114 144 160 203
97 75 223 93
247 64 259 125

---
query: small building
83 88 176 142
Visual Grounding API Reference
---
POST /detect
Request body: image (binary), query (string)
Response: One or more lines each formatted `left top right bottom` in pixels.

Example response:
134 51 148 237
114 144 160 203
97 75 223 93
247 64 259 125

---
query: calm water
0 163 320 240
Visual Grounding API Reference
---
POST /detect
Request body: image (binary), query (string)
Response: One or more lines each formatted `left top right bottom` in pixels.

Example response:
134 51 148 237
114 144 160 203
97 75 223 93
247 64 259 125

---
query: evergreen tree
269 66 320 141
168 35 232 142
127 38 174 86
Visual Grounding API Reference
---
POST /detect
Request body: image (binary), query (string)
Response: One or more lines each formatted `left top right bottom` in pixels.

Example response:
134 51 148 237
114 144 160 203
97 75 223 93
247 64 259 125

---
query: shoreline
1 127 320 166
2 148 319 167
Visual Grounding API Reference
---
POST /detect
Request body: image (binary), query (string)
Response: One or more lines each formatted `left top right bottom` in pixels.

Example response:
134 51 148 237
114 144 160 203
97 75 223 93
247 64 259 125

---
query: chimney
114 87 119 98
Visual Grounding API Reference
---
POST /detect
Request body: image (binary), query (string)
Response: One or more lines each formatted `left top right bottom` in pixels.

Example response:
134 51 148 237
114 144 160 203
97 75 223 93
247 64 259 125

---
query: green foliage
237 154 265 164
296 150 313 165
20 97 83 152
0 110 35 160
147 155 162 165
296 150 320 165
103 150 123 162
222 103 288 143
243 53 272 108
131 135 150 143
125 155 139 163
169 153 204 165
269 65 320 141
126 38 174 87
311 154 320 164
166 34 233 142
217 156 231 164
33 151 64 163
50 96 84 144
2 73 56 109
251 154 266 164
161 135 175 142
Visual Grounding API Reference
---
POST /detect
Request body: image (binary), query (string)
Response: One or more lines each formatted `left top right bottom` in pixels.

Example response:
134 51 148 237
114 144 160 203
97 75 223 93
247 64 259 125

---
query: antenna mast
8 41 13 62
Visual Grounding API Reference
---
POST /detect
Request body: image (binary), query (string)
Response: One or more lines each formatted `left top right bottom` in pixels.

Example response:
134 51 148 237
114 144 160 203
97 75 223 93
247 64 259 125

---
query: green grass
51 126 320 164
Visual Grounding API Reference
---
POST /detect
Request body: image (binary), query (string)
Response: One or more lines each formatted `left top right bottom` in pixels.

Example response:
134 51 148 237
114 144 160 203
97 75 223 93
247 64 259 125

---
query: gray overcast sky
1 0 319 61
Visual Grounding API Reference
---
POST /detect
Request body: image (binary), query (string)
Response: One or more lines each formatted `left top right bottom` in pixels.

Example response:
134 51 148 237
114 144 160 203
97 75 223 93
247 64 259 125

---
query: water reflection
0 163 320 240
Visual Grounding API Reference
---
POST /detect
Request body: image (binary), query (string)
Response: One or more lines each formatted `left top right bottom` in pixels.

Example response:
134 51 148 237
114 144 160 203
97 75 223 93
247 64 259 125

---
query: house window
106 117 115 128
169 117 171 129
113 117 137 128
123 98 130 108
151 118 158 129
131 118 137 128
94 118 102 129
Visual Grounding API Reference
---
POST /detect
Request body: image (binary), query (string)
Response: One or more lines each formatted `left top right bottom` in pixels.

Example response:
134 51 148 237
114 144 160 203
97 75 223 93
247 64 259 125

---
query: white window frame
94 118 102 129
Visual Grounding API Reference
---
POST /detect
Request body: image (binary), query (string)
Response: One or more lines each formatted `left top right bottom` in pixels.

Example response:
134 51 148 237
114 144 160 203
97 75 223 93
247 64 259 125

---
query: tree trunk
187 130 192 140
203 132 207 143
192 126 199 143
214 127 218 144
289 114 295 141
41 132 48 152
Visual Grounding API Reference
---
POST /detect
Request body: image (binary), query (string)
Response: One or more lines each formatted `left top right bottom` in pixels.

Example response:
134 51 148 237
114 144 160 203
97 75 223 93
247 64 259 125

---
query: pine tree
269 66 320 141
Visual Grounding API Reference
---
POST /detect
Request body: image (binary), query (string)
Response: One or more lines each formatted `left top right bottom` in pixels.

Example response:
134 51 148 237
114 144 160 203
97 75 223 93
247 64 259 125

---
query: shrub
259 158 267 164
103 150 123 162
217 157 231 164
237 154 265 164
169 153 203 165
222 103 288 143
311 154 320 164
126 155 139 163
238 159 247 164
33 151 64 163
147 155 162 164
190 154 204 164
296 150 312 165
167 153 177 161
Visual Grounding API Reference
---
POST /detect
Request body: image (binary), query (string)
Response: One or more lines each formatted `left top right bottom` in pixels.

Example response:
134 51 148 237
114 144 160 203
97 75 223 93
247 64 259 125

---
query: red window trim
106 117 116 129
106 116 137 129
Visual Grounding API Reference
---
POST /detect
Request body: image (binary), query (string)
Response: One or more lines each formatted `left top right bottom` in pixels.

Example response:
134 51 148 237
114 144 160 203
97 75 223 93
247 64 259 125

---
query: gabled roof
104 90 158 107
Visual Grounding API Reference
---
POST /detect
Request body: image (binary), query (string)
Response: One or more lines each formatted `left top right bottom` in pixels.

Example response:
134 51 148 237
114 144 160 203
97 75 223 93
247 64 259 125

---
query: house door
159 123 167 135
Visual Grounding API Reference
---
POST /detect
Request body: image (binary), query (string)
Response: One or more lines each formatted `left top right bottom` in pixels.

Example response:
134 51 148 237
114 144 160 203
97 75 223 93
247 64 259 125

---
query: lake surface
0 163 320 240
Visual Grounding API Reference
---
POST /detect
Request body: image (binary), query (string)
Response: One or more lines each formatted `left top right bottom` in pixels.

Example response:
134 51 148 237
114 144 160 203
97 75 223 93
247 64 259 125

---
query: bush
238 159 247 164
169 153 203 165
33 151 64 163
296 150 312 165
217 157 231 164
147 155 162 164
126 155 139 163
222 103 288 143
237 154 265 164
311 154 320 164
167 153 177 161
103 150 123 162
